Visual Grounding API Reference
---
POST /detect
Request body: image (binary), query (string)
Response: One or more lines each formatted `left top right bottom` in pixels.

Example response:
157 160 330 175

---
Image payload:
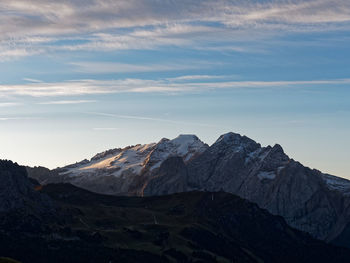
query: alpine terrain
27 133 350 247
2 159 350 263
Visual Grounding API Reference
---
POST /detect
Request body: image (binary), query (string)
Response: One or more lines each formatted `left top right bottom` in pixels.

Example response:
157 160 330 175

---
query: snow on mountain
61 143 156 178
59 135 208 178
257 171 276 180
147 135 208 170
322 173 350 194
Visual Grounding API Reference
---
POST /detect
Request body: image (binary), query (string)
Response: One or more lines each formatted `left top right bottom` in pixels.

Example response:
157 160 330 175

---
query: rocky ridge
29 135 207 195
27 132 350 245
0 160 56 232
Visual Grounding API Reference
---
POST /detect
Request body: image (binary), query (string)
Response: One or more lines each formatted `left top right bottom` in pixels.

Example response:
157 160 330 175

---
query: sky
0 0 349 178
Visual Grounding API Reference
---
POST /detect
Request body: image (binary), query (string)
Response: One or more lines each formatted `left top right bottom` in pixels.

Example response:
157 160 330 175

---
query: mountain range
27 132 350 247
2 159 350 263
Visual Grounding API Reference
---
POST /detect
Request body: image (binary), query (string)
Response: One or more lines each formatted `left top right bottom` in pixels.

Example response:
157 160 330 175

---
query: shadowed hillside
2 159 350 262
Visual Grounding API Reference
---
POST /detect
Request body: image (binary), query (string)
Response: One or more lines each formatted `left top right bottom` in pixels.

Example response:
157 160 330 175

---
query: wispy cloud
0 102 21 107
166 75 231 81
70 61 207 74
0 48 36 61
38 99 96 105
0 117 17 121
23 78 43 83
1 0 350 59
0 116 41 121
93 127 119 131
1 77 350 97
86 112 215 127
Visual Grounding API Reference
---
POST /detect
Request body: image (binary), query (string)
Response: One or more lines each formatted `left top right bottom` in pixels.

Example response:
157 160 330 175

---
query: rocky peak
146 134 208 169
0 160 36 213
91 148 122 161
0 160 56 232
258 144 289 171
215 132 243 145
211 132 261 156
271 143 284 153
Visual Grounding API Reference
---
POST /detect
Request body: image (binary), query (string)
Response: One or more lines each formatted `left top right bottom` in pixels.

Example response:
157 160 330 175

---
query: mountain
27 132 350 245
3 158 350 262
28 135 208 195
28 184 350 262
185 133 350 242
0 160 56 233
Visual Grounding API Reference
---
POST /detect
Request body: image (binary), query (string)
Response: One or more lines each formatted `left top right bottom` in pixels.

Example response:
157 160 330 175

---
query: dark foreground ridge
40 184 350 263
1 157 350 263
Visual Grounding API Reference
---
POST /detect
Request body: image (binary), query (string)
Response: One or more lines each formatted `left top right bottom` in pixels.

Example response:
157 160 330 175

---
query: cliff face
143 156 188 196
183 133 346 241
0 160 56 232
143 133 350 242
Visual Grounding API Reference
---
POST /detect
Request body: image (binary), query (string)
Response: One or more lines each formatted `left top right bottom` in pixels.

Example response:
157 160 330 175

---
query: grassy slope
0 258 21 263
37 183 350 263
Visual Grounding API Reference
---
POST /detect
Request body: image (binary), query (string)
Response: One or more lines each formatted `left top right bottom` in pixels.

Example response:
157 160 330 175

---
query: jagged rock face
27 132 350 243
183 133 349 240
143 132 350 241
187 132 265 190
143 156 188 196
26 166 59 185
28 135 208 195
0 160 56 232
188 133 345 239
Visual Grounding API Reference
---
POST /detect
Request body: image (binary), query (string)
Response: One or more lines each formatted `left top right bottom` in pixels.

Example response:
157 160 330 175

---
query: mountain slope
185 132 350 241
39 183 350 263
28 135 207 196
147 133 350 243
0 160 56 233
4 159 350 262
27 132 350 244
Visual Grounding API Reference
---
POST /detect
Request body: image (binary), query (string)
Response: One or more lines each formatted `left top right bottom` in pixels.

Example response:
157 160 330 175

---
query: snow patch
277 166 285 174
148 134 207 170
322 174 350 193
257 171 276 180
244 147 271 165
59 135 207 178
245 148 262 164
61 143 156 178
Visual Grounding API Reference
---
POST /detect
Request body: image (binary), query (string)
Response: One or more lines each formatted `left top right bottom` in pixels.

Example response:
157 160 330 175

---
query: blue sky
0 0 349 178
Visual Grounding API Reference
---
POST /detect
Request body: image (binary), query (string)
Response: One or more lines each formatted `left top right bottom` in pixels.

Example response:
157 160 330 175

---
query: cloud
0 102 21 107
0 116 41 121
93 127 119 131
86 112 215 127
166 75 231 81
0 48 36 61
70 61 206 74
23 78 43 83
38 99 96 105
0 117 17 121
1 0 350 59
1 77 349 98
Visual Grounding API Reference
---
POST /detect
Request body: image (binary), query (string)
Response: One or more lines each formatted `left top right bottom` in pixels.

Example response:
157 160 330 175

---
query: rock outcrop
185 133 348 241
0 160 56 232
